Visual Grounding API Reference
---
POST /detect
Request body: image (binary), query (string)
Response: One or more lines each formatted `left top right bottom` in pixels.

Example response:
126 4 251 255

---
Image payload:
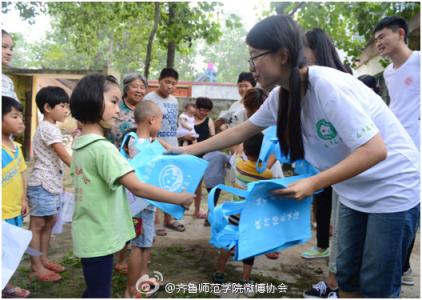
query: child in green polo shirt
69 74 194 298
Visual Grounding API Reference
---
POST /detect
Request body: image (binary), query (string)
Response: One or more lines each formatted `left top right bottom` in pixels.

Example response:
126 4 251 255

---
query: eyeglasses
248 51 272 72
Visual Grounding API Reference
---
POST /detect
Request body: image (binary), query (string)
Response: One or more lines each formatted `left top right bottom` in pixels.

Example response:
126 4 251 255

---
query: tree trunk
144 2 160 79
166 3 176 68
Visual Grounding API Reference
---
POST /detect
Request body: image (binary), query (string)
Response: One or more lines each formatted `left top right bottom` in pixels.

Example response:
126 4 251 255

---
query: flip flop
28 271 61 282
44 262 66 273
155 226 167 236
194 211 207 219
114 263 128 275
164 221 185 232
2 286 30 298
265 252 280 259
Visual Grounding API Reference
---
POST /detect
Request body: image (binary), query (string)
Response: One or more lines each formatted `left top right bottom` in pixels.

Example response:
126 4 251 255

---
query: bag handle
256 137 278 173
207 184 248 215
119 131 139 159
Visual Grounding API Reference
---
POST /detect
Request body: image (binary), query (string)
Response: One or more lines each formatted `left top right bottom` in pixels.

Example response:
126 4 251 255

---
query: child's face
186 106 196 117
45 103 69 123
238 80 253 98
101 85 122 128
2 34 13 66
150 112 163 136
158 77 177 97
2 107 24 135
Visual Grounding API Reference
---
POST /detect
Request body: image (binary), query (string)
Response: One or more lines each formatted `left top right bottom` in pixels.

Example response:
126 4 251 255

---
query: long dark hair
246 15 306 161
305 28 351 74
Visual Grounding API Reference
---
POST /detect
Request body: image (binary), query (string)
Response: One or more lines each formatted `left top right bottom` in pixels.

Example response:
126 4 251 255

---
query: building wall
191 85 240 100
147 81 240 100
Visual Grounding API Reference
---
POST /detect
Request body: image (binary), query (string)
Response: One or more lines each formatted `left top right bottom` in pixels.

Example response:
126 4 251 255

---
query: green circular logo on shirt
316 119 337 140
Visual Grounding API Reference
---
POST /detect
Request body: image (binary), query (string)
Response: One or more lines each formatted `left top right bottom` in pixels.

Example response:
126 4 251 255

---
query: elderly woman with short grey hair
106 72 148 275
108 72 148 147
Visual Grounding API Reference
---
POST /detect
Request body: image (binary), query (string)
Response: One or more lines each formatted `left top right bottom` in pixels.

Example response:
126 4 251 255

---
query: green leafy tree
267 2 420 65
158 2 224 68
6 2 227 77
174 15 249 83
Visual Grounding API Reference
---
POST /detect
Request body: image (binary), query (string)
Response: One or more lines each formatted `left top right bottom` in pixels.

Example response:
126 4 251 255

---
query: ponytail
277 66 304 161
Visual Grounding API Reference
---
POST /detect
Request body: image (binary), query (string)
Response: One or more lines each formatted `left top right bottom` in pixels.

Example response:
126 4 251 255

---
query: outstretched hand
178 191 195 209
272 177 319 200
164 146 185 155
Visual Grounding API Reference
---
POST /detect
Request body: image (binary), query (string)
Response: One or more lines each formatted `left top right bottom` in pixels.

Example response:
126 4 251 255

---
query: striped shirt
234 155 273 190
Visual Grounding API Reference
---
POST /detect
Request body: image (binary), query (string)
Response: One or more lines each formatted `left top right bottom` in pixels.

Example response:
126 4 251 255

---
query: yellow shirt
234 156 273 190
2 142 26 219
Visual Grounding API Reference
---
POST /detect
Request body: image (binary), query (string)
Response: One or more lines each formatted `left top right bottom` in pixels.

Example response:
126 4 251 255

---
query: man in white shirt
374 15 420 287
374 16 420 150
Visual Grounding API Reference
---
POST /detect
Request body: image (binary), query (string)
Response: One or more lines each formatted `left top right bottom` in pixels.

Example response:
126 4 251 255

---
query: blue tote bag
208 174 314 260
257 125 319 176
120 132 208 219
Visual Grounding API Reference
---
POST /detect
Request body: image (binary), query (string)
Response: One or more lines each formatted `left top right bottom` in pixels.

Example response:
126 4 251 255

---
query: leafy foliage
7 2 228 78
268 2 420 65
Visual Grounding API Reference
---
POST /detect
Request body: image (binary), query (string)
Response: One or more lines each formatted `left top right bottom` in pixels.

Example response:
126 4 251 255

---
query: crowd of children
2 13 420 300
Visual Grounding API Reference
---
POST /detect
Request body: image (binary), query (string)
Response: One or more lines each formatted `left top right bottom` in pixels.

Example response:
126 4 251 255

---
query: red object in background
133 217 143 237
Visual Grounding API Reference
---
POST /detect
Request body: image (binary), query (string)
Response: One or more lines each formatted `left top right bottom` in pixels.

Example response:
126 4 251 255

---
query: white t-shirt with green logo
249 65 419 213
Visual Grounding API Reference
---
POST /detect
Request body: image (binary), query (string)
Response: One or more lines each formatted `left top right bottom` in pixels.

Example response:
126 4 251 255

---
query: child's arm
52 143 72 167
21 176 28 217
267 155 277 169
119 172 194 209
157 139 172 151
180 117 192 131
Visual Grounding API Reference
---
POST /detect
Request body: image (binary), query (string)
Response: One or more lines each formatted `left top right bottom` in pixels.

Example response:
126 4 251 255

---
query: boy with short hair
2 96 30 298
374 16 420 150
124 100 166 297
374 15 420 286
27 86 71 282
144 68 185 233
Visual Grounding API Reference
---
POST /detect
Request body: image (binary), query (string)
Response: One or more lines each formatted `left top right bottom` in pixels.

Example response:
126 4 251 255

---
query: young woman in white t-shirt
175 15 419 298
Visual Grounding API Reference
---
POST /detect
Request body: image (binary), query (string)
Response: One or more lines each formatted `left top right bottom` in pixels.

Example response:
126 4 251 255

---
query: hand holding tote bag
257 126 319 176
208 174 314 260
120 132 208 219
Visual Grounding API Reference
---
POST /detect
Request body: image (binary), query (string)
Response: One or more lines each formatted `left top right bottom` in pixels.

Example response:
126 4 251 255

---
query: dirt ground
11 207 420 298
11 159 420 298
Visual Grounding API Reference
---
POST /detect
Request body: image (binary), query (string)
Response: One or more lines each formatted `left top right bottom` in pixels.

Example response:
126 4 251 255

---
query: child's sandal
44 262 66 273
2 286 30 298
114 263 128 275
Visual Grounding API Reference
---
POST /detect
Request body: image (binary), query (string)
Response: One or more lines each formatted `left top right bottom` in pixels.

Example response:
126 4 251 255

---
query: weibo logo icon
158 164 184 192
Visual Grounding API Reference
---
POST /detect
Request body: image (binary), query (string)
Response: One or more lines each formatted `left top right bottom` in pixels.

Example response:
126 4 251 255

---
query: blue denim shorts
27 185 60 217
336 201 419 297
5 215 24 227
131 209 155 248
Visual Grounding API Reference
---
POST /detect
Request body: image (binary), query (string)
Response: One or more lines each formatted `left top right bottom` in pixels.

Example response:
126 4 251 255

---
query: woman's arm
275 133 387 199
208 118 215 136
120 172 194 208
182 120 263 155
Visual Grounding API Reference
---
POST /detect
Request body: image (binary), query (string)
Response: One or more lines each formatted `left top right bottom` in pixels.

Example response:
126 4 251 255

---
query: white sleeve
318 84 379 150
248 87 279 128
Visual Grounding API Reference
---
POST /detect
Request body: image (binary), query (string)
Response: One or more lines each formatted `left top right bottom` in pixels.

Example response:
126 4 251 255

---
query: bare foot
42 260 66 273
